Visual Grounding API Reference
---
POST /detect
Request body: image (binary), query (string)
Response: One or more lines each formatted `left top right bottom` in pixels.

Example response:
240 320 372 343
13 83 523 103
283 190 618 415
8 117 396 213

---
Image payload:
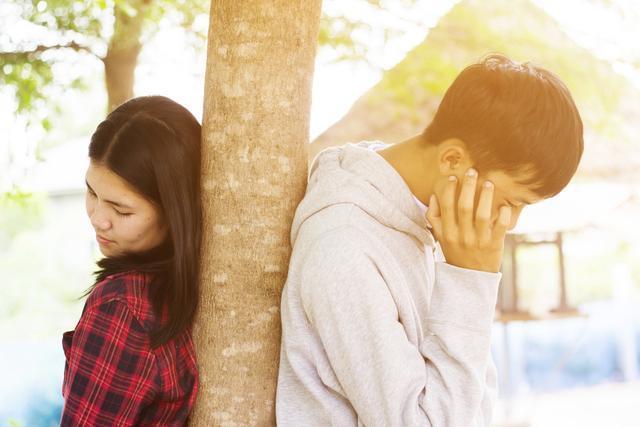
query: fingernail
466 168 477 177
483 181 493 188
448 175 457 182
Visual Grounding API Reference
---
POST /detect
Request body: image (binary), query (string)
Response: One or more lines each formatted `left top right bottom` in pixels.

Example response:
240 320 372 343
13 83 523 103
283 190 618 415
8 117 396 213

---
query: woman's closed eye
114 208 133 217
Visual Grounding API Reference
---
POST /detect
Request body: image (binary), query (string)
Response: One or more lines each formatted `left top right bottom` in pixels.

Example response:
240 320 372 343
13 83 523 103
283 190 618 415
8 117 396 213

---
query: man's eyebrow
85 180 134 210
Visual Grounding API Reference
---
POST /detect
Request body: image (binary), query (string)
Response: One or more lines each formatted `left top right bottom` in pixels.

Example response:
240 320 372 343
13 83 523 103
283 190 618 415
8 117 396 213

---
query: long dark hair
87 96 202 348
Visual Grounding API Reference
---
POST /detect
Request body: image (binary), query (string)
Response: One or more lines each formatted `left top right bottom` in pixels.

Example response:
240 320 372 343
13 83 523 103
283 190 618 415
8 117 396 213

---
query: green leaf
116 0 138 17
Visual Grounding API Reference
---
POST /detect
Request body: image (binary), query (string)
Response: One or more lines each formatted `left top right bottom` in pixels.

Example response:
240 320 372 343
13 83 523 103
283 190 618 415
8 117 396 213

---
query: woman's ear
437 138 471 175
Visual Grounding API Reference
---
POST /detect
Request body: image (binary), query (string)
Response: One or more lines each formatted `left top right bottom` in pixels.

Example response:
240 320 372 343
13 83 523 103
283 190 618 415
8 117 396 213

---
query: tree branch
0 41 102 63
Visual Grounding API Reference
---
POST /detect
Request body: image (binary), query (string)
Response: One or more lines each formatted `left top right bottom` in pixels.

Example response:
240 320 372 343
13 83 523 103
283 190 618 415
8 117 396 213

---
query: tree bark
191 1 322 425
103 0 148 112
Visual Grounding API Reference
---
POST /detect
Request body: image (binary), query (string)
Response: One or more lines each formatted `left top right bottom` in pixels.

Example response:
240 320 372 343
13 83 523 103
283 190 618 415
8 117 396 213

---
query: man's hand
426 168 512 273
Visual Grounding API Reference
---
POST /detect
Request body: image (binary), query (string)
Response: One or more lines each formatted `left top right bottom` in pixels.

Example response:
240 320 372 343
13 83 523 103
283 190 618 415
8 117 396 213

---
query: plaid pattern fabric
61 272 198 426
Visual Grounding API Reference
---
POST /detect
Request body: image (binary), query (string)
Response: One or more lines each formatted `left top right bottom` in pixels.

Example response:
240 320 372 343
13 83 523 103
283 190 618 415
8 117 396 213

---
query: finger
458 168 478 246
492 205 512 242
476 180 494 245
427 194 443 239
441 175 458 241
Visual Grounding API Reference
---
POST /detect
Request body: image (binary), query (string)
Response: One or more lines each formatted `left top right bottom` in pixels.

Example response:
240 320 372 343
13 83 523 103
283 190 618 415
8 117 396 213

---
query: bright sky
1 0 639 193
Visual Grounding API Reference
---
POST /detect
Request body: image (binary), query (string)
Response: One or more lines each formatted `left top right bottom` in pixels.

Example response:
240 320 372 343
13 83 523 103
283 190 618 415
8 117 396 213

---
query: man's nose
507 206 525 231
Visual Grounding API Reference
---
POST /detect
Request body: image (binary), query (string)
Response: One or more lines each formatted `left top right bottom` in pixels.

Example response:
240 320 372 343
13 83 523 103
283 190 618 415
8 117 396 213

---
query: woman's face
85 161 168 257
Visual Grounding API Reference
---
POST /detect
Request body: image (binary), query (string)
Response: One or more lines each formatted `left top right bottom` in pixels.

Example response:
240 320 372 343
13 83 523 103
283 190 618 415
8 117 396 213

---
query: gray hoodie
276 141 500 427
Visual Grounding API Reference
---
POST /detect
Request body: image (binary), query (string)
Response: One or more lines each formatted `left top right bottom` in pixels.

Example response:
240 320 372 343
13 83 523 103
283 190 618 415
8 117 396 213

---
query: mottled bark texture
191 1 322 426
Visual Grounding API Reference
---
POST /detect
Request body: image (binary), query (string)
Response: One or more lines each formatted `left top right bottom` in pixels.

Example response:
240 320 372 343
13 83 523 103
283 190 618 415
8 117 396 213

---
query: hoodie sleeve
300 232 500 427
420 262 500 426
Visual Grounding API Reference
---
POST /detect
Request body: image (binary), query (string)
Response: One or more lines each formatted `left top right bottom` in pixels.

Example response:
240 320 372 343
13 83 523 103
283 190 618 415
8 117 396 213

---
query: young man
276 54 583 426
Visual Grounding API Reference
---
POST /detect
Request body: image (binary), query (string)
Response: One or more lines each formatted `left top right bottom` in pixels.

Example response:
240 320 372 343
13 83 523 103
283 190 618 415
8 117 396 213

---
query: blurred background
1 0 639 426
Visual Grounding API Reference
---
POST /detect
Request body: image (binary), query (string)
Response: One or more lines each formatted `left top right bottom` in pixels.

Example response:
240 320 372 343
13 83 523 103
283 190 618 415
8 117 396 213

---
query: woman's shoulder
87 270 150 303
85 271 156 330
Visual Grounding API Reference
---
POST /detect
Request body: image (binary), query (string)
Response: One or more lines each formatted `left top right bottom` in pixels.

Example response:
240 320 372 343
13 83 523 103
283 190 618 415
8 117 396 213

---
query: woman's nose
89 205 111 231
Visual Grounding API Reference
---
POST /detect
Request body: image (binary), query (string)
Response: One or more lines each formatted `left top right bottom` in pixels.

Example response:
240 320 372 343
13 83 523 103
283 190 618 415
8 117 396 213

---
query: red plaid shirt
61 271 198 426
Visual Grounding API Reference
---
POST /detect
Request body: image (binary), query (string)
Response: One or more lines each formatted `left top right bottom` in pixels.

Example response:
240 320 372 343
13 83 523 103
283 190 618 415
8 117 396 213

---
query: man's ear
437 139 471 175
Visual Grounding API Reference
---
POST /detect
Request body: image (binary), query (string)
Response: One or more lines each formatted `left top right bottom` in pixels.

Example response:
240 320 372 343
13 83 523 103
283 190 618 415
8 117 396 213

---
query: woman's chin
97 244 119 258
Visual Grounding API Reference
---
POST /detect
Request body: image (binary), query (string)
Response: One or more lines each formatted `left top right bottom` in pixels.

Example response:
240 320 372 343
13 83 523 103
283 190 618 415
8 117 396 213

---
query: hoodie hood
291 141 435 249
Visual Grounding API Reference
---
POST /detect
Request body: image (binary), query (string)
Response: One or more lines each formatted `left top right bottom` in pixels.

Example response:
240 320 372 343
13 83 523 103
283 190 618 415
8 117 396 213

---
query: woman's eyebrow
85 180 134 209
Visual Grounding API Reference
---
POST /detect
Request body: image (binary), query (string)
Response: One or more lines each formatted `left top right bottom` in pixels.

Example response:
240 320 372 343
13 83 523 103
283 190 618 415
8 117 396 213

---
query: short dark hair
422 54 584 198
88 96 202 348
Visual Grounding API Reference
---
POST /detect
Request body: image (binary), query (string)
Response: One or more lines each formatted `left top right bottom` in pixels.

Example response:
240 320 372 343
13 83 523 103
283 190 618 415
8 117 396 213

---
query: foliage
319 0 420 63
0 0 209 116
1 0 422 119
0 190 46 243
0 0 109 115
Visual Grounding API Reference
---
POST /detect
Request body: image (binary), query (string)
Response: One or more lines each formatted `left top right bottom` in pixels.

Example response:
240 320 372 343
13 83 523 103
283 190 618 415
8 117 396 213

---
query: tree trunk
103 0 148 112
191 1 322 425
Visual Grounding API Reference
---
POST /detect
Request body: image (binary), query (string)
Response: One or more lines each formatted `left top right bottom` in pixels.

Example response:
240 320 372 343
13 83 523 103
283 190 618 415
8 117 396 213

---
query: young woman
61 96 202 426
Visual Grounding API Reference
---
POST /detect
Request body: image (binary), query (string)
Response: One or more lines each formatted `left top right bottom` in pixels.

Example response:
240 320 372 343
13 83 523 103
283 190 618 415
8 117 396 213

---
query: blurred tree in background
0 0 420 197
0 0 417 121
1 0 638 125
0 0 208 115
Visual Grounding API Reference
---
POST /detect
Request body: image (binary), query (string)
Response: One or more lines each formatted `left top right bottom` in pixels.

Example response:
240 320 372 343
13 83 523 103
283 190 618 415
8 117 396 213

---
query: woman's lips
96 235 113 245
